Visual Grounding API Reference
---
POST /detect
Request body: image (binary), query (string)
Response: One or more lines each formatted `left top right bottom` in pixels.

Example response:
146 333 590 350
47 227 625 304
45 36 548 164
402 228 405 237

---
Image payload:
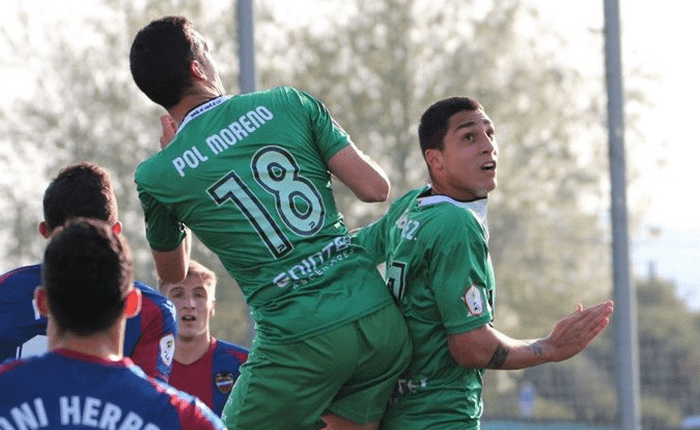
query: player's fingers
582 314 612 344
578 302 614 331
160 114 176 133
579 301 614 319
159 115 177 148
556 301 610 335
552 301 613 344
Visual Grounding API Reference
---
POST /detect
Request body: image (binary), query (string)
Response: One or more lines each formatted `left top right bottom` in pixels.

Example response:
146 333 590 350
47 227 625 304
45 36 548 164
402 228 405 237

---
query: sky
2 0 699 308
518 0 700 309
606 0 700 309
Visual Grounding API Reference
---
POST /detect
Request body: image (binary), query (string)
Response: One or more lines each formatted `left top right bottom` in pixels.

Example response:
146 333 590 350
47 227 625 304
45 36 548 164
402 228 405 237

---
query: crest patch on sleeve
462 284 484 316
160 334 175 367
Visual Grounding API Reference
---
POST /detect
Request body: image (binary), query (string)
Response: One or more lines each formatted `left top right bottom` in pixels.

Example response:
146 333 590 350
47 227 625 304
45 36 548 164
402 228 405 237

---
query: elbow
449 344 478 368
448 333 491 369
157 267 187 284
152 247 189 284
357 181 390 203
450 351 484 369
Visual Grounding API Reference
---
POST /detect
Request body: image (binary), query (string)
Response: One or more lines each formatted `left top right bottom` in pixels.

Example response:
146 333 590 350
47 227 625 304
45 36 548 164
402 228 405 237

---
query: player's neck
168 87 223 128
175 332 212 365
49 320 125 362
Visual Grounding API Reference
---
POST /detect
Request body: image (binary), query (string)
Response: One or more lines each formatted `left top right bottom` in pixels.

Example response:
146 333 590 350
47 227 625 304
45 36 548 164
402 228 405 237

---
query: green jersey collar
179 96 231 133
417 188 489 241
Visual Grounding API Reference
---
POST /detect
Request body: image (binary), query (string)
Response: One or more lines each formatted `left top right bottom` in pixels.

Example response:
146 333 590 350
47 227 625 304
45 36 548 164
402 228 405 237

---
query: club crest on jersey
160 334 175 367
462 284 484 316
215 372 236 394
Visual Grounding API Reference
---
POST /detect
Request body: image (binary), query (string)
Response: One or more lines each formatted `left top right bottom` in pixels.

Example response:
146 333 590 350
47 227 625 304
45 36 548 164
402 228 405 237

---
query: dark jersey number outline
208 146 325 259
386 260 407 300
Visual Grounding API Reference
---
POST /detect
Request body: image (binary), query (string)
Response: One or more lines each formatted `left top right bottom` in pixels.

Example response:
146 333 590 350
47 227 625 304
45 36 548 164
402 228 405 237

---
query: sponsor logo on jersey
462 284 484 316
214 372 235 394
273 236 353 289
395 377 429 395
160 334 175 367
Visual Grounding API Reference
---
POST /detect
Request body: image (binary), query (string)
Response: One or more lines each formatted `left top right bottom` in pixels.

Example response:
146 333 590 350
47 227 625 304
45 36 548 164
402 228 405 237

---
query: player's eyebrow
168 286 184 295
455 118 492 131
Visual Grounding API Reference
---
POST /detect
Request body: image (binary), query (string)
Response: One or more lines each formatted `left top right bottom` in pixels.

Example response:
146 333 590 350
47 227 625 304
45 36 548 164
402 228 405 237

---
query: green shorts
222 303 411 430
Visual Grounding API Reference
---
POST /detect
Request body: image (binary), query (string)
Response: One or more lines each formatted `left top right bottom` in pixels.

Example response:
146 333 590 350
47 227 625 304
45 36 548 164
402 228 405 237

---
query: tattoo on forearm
530 341 544 357
486 343 509 369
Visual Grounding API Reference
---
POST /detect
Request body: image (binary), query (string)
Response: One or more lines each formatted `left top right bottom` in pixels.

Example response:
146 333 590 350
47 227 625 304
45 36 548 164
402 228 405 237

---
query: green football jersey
135 86 391 343
355 186 495 430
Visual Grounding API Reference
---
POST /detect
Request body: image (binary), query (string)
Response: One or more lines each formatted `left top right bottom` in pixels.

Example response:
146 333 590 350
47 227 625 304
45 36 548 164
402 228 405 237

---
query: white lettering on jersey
172 105 275 178
204 107 273 157
172 146 209 177
395 214 420 240
47 396 161 429
1 398 48 429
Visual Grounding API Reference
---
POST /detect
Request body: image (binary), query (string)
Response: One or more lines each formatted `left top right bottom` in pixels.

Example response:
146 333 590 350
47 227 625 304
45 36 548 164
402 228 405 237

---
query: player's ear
124 288 142 319
34 287 50 317
210 300 216 318
424 149 443 172
112 221 123 235
189 60 206 81
38 221 52 239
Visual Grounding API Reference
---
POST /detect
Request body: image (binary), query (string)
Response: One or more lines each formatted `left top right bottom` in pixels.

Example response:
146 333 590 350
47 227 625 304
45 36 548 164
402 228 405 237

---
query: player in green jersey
354 97 615 430
129 16 411 430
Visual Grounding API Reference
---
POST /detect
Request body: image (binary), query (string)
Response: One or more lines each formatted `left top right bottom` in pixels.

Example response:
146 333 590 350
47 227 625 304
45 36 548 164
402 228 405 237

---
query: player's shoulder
147 377 225 428
214 338 248 354
265 85 302 97
0 351 52 379
382 187 427 219
0 356 29 375
419 194 485 222
395 187 426 207
134 143 178 186
133 281 176 324
213 339 249 360
414 195 488 240
0 264 41 288
134 156 158 188
238 85 297 102
134 281 167 303
121 361 223 427
257 85 317 108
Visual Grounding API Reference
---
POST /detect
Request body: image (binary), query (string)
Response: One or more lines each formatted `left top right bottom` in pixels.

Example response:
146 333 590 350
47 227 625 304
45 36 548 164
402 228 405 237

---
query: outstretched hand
541 300 614 362
159 114 178 149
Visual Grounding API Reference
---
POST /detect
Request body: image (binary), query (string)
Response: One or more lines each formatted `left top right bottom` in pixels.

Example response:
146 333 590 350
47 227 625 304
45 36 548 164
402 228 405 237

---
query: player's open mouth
182 315 196 321
481 161 496 171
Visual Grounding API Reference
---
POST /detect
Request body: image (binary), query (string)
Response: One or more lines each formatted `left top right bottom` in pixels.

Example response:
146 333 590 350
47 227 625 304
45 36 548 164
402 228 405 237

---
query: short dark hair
418 97 484 155
42 162 118 231
130 16 203 109
42 219 133 336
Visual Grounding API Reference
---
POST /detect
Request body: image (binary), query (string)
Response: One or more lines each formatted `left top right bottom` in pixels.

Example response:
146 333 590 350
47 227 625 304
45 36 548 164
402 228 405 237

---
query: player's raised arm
152 232 191 284
327 141 390 203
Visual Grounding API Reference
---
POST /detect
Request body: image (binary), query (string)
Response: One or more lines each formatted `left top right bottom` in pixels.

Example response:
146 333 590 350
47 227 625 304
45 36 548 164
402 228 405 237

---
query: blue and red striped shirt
0 264 177 381
169 338 248 415
0 349 224 429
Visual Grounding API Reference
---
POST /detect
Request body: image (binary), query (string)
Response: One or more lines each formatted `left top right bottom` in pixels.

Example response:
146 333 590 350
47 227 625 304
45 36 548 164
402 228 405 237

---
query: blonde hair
159 260 217 297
